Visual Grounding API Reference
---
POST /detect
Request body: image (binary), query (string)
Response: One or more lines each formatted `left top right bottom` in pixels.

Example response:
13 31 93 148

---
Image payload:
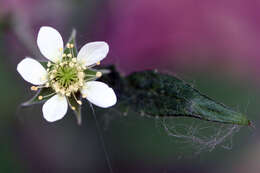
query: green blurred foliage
0 34 26 172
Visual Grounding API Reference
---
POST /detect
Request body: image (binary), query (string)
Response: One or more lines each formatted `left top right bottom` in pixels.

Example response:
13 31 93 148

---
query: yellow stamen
60 89 65 95
47 61 52 67
30 86 38 91
54 58 59 63
73 86 78 91
72 58 77 63
50 74 55 79
96 61 101 65
78 72 84 78
96 71 102 78
41 76 47 82
79 82 84 87
38 96 43 100
59 62 64 67
72 92 82 105
69 62 74 67
71 106 76 110
77 100 82 105
67 54 72 58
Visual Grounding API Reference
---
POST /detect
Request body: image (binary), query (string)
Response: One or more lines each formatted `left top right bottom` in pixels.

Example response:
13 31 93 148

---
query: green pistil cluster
46 57 85 97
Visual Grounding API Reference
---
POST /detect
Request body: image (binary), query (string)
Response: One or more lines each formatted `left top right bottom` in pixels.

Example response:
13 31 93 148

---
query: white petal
17 57 48 85
77 41 109 66
42 95 68 122
37 26 63 62
81 81 117 108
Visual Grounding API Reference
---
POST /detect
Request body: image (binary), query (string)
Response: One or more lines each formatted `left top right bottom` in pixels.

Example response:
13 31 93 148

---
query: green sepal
39 61 48 69
21 87 54 107
84 68 97 75
84 68 111 75
83 68 111 81
83 68 98 81
67 92 82 125
100 66 251 126
63 29 77 57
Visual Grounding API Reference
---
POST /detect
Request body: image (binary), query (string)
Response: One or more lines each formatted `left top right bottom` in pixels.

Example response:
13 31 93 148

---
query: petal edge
17 57 48 85
81 81 117 108
42 95 68 122
77 41 109 66
37 26 63 62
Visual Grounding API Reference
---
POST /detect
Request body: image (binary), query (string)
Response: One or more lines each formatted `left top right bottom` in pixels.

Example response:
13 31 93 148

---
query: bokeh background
0 0 260 172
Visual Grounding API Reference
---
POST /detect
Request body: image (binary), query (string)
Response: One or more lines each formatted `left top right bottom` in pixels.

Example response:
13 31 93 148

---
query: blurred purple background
0 0 260 172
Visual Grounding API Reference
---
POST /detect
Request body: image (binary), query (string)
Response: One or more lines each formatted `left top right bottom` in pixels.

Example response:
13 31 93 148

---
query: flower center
47 59 85 96
56 65 78 87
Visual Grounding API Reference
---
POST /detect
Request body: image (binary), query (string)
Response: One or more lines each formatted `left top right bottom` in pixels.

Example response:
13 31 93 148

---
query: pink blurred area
0 0 69 26
97 0 260 79
2 0 260 79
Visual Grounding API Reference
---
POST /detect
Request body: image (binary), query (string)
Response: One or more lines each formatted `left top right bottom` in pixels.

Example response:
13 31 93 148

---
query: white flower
17 26 117 122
